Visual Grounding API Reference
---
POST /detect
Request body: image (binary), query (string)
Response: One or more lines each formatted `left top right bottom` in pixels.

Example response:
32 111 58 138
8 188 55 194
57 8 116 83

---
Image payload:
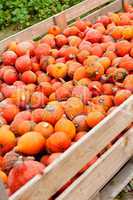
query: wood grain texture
56 128 133 200
9 95 133 200
54 13 67 30
0 180 8 200
100 159 133 200
83 0 122 22
91 194 101 200
63 0 111 22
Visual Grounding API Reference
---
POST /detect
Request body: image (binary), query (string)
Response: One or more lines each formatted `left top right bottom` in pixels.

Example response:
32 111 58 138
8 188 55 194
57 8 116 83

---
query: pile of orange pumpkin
0 1 133 197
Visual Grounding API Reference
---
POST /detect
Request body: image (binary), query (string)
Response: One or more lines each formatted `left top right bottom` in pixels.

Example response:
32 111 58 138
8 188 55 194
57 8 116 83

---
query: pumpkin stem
59 78 65 83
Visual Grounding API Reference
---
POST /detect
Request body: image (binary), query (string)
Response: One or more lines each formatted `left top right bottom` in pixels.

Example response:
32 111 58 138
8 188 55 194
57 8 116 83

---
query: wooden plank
56 128 133 200
0 0 113 53
92 193 101 200
83 0 122 23
9 95 133 200
0 17 54 53
0 180 8 200
54 13 67 30
53 0 111 25
100 158 133 200
64 0 111 22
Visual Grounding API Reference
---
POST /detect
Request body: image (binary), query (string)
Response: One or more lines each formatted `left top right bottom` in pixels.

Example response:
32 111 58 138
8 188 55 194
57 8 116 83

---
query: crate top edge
0 0 118 51
9 94 133 200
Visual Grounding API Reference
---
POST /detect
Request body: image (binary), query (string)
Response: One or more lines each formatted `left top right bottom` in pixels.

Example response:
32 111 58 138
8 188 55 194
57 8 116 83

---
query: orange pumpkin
55 117 76 139
0 125 16 154
64 97 84 120
43 101 64 125
15 131 46 155
34 122 54 138
86 111 105 127
46 132 71 153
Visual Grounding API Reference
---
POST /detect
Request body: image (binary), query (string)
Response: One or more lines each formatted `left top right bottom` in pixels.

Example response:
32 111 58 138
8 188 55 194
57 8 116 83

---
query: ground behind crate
115 192 133 200
0 26 17 41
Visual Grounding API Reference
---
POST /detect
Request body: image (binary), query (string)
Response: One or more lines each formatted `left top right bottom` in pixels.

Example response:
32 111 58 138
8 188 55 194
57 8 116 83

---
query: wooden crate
0 0 123 52
0 0 133 200
100 158 133 200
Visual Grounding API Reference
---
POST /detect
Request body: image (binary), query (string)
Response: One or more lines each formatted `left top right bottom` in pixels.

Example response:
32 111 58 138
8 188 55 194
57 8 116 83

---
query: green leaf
0 0 84 30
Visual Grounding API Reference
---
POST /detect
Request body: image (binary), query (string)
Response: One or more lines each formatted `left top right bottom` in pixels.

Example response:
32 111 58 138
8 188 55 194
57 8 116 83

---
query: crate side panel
0 0 113 53
83 0 122 22
0 17 54 53
64 0 111 22
100 159 133 200
9 96 133 200
56 128 133 200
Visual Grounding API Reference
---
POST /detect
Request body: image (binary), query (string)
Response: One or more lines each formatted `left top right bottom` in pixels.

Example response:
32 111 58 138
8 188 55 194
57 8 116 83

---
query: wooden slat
54 0 113 25
91 193 101 200
83 0 122 22
54 13 67 30
64 0 111 22
0 0 113 53
0 180 8 200
56 128 133 200
100 158 133 200
9 95 133 200
0 17 54 53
